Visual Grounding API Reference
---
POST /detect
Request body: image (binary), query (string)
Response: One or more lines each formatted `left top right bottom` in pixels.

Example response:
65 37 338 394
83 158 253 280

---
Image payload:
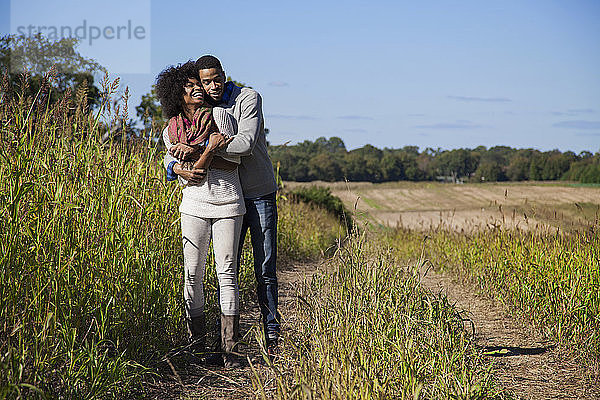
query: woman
156 61 244 367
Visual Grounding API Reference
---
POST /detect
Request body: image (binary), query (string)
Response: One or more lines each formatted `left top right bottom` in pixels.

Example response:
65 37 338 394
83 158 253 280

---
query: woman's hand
170 143 198 160
173 163 206 183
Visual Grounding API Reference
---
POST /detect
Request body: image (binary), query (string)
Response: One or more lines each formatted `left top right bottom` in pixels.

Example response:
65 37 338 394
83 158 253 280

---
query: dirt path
143 215 600 399
144 260 317 399
419 266 600 400
321 181 600 398
144 255 600 399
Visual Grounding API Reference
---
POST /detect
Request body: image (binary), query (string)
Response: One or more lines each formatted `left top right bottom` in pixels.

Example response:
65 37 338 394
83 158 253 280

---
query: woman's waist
182 173 242 196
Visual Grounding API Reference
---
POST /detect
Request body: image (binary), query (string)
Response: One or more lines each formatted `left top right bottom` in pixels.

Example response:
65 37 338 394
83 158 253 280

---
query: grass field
0 73 346 398
1 73 516 399
388 228 600 363
252 228 509 399
3 70 598 399
289 181 600 367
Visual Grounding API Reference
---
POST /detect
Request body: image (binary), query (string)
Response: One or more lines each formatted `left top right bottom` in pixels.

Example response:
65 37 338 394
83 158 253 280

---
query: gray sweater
218 85 278 199
163 85 278 199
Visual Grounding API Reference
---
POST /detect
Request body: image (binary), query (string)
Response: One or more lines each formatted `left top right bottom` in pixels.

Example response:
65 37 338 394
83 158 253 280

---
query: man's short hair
196 55 223 72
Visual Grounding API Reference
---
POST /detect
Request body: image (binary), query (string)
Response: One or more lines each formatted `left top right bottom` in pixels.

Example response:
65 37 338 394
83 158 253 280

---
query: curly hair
155 61 199 119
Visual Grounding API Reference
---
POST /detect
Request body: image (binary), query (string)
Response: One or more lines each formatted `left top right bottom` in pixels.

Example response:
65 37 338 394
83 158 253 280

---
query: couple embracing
156 55 279 367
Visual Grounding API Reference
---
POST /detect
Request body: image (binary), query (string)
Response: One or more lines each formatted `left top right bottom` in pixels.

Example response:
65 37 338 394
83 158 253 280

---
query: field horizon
286 180 600 232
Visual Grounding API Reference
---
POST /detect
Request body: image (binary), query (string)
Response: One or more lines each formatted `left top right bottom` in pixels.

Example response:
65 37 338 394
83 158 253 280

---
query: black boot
221 314 242 368
266 332 280 361
204 325 225 367
186 313 206 356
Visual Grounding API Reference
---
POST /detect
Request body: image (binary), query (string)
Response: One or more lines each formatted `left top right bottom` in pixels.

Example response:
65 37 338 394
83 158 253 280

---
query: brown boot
186 313 206 355
221 314 242 368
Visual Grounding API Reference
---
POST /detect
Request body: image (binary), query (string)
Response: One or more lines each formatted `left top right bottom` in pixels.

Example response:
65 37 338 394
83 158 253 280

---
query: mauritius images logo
10 0 151 74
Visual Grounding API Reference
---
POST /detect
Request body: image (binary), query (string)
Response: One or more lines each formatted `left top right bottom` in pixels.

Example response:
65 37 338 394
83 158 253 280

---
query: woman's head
155 61 203 119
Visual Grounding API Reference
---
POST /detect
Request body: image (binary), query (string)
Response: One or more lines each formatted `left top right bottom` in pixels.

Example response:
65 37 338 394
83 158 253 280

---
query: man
196 55 281 355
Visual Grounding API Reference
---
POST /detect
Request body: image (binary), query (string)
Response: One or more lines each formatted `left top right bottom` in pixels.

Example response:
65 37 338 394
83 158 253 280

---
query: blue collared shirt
220 81 235 105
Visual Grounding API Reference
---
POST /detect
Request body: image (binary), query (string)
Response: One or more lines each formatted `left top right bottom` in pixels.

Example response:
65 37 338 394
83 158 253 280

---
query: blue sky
2 0 599 153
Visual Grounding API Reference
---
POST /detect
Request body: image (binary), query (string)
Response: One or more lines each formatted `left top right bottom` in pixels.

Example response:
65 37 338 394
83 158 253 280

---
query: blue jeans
238 191 280 341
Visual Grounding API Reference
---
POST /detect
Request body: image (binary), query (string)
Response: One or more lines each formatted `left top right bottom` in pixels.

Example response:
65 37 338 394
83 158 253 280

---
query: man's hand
170 143 198 160
173 163 206 183
206 132 234 153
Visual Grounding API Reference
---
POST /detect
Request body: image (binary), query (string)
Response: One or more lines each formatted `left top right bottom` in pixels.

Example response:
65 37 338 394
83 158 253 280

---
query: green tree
506 154 530 181
314 136 346 154
435 149 479 182
528 152 545 181
308 153 343 181
349 145 384 181
135 84 165 138
380 151 405 181
542 150 577 180
473 161 503 182
1 34 104 107
563 153 600 183
267 136 594 184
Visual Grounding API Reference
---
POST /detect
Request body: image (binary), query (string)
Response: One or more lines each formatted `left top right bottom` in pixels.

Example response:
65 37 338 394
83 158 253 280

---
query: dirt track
419 267 600 400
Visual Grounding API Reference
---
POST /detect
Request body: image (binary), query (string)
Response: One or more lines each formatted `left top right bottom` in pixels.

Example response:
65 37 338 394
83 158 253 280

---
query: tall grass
286 186 353 232
0 71 342 398
254 229 508 399
278 200 345 261
389 225 600 364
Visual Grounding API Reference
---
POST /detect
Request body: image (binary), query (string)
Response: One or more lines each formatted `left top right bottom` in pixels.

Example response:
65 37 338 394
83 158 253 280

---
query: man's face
199 68 226 102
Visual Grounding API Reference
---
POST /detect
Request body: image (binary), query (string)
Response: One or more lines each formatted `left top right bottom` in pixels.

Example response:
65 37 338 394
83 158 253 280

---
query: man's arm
193 133 237 170
221 90 263 157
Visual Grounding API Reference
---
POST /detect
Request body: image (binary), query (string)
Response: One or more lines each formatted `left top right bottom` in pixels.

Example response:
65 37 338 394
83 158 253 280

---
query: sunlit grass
0 71 342 399
253 229 509 399
388 225 600 365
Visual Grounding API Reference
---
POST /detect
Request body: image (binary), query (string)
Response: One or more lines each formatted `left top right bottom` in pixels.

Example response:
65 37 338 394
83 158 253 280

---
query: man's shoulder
236 86 260 101
228 86 261 111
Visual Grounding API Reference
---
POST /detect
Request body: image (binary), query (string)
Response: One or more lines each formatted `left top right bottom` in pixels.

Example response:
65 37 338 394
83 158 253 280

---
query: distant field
285 181 600 231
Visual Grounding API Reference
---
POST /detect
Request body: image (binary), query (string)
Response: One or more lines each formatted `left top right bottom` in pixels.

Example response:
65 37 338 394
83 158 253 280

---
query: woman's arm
170 143 201 160
162 127 206 183
211 156 238 170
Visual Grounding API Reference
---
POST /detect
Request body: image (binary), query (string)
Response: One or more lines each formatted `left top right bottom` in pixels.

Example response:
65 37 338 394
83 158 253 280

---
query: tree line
3 35 598 184
269 137 600 183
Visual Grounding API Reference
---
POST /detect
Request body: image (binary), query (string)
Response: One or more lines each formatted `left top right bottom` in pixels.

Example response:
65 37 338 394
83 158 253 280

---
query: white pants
180 213 243 317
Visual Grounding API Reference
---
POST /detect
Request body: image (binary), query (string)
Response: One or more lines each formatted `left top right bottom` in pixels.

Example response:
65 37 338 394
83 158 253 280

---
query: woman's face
182 78 204 107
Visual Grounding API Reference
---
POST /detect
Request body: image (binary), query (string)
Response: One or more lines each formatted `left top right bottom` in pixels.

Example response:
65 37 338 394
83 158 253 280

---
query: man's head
196 55 226 103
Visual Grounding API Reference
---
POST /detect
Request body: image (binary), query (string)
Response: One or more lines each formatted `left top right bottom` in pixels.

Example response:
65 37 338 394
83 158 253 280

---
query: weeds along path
418 266 600 400
145 259 319 399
